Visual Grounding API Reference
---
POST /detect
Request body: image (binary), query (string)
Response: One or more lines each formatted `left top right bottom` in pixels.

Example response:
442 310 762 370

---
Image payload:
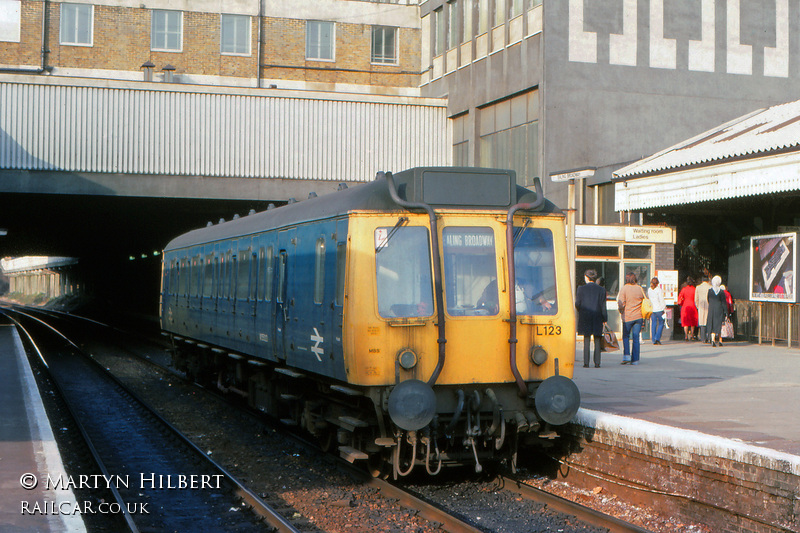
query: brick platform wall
560 410 799 532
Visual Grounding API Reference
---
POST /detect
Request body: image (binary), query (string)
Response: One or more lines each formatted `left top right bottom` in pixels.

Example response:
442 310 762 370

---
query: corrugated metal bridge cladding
0 78 451 183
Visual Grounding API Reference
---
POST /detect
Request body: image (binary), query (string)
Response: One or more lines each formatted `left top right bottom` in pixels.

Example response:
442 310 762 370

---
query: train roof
164 167 562 252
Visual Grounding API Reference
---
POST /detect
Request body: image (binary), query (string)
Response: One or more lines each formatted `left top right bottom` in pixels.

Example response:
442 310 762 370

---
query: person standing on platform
648 277 666 345
617 272 645 365
677 276 698 341
576 269 608 368
707 275 728 347
695 276 712 343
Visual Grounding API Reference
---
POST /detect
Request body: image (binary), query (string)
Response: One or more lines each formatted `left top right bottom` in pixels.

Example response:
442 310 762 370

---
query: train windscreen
513 227 558 315
375 226 434 318
442 227 499 316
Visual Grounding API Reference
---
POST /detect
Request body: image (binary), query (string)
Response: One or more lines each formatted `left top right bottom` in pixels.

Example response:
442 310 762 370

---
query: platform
573 337 800 457
570 336 799 532
0 320 86 533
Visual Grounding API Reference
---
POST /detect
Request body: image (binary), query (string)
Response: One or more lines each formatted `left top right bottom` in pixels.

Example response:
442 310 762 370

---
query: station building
615 97 800 345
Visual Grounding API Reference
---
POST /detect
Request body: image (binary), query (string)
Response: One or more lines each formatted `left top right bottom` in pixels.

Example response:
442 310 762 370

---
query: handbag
602 324 619 352
640 287 653 320
721 316 734 339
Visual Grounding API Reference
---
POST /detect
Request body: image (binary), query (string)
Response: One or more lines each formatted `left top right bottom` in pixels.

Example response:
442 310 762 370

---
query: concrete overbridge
0 75 449 307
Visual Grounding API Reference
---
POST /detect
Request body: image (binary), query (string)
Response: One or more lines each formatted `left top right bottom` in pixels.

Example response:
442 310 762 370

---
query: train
160 167 580 477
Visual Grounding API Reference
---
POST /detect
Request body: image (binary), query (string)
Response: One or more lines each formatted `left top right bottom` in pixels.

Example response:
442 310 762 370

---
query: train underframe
170 337 565 477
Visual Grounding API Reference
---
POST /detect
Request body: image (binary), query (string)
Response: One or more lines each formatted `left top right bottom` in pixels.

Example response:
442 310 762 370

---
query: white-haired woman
707 275 728 347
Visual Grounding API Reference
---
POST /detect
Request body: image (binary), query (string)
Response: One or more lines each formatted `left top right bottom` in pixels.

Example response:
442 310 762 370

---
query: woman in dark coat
707 275 728 347
575 269 608 367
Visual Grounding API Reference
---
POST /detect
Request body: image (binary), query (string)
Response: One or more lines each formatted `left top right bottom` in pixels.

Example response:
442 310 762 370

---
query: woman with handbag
707 275 728 347
616 272 645 365
576 269 608 367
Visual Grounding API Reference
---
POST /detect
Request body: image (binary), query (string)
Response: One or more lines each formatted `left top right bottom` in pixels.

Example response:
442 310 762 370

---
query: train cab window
513 226 558 315
314 237 325 304
375 226 433 318
443 227 498 316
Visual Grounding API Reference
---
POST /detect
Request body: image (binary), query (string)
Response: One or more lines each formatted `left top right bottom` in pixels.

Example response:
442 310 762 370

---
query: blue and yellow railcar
160 167 579 476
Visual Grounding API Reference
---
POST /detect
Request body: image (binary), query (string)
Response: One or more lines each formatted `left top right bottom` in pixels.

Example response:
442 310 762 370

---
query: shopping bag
602 325 619 352
721 316 734 339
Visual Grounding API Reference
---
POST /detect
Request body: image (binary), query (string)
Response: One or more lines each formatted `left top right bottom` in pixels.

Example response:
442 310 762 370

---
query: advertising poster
655 270 679 305
750 233 796 302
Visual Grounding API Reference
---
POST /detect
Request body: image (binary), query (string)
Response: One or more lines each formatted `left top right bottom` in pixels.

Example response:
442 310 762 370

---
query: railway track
10 305 656 532
4 307 306 533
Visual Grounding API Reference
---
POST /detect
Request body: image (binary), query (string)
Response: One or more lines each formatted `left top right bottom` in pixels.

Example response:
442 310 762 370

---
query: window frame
371 26 398 65
306 20 335 61
151 9 183 52
220 13 251 56
60 3 93 47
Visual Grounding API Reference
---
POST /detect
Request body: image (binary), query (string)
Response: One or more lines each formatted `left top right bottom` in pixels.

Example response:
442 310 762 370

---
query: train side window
264 246 274 301
213 255 220 298
513 227 558 316
277 251 287 303
218 255 226 298
238 247 250 300
203 254 214 297
375 226 434 318
169 259 177 295
225 251 233 298
314 237 325 304
335 242 346 306
192 256 201 297
179 258 188 296
249 250 258 301
256 247 266 299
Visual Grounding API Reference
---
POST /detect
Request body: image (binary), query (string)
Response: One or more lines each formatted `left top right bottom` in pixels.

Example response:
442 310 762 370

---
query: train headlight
388 379 436 431
398 349 418 370
534 375 581 426
530 345 548 366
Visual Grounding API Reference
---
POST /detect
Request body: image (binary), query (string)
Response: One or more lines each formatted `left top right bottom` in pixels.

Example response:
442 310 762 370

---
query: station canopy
613 99 800 211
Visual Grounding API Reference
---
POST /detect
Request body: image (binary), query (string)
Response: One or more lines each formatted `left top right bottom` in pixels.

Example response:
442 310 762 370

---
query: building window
494 0 506 26
453 113 470 166
509 0 523 18
60 3 93 46
306 20 334 61
151 10 182 51
462 0 473 42
447 1 458 50
0 0 21 43
477 0 489 34
221 14 250 55
433 7 444 56
479 89 539 187
371 26 397 64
